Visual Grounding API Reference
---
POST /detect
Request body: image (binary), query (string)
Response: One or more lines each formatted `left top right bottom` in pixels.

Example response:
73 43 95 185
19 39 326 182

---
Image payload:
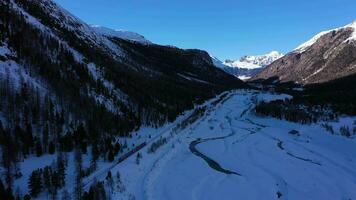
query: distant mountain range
252 21 356 84
211 51 283 80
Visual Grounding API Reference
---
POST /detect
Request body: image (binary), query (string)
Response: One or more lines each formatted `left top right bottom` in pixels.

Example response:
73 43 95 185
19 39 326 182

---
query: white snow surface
237 75 251 80
91 25 151 45
345 20 356 42
107 90 355 200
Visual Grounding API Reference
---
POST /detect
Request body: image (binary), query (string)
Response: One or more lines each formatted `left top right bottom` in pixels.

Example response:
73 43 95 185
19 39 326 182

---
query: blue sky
54 0 356 60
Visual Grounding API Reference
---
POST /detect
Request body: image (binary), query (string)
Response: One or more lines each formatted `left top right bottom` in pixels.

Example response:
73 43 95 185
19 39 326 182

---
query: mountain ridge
0 0 244 138
211 51 283 80
252 21 356 84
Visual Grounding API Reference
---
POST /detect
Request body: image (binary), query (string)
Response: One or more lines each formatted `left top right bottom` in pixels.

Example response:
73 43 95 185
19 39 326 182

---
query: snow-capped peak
344 20 356 42
91 25 151 45
222 51 283 69
210 51 283 70
295 20 356 53
238 51 283 67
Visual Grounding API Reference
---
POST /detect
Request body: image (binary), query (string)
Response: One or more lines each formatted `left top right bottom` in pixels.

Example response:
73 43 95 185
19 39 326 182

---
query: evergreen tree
25 123 34 154
80 141 87 154
136 153 142 165
0 179 5 199
106 171 114 194
74 149 83 200
23 194 31 200
28 169 42 197
5 186 15 200
35 140 43 157
56 153 66 187
42 123 49 153
90 144 99 172
48 141 55 154
0 120 5 144
43 166 52 192
108 149 114 162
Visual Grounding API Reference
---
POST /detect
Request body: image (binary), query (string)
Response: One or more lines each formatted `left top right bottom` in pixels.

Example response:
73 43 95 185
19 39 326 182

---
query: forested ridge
0 0 244 199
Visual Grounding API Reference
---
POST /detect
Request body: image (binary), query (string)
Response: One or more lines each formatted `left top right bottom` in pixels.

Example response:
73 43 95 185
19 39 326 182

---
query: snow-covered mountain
253 21 356 84
211 51 283 80
224 51 283 69
294 21 356 53
90 25 152 45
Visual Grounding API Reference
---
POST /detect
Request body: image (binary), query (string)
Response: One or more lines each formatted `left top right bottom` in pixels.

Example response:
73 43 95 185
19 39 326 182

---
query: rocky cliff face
252 22 356 85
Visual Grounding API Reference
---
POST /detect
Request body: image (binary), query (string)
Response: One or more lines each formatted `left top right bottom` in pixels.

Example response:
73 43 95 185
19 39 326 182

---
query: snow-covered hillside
91 25 152 45
294 21 356 53
253 20 356 84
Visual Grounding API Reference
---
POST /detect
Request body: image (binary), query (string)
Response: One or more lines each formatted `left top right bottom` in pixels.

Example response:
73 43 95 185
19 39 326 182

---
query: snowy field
112 90 356 200
8 90 356 199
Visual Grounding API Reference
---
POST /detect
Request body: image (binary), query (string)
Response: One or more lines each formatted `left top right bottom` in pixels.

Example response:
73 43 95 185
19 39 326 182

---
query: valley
1 0 356 200
102 90 356 200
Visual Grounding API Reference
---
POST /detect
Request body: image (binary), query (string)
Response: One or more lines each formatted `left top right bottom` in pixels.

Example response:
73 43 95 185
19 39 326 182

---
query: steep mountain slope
211 51 283 80
0 0 243 125
0 0 244 190
252 21 356 84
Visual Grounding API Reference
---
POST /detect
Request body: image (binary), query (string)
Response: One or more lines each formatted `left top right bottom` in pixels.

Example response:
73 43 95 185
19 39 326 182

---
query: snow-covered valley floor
113 90 356 200
9 90 356 200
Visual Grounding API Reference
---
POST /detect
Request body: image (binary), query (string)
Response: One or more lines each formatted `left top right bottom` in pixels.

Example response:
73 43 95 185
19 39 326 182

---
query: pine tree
2 132 17 187
25 123 34 153
35 140 43 157
106 171 114 194
136 153 141 165
0 179 5 198
49 141 55 154
74 149 83 200
0 120 5 145
42 123 49 153
28 169 42 197
5 186 15 200
56 153 66 187
23 194 31 200
90 144 99 172
108 149 114 162
43 166 52 192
